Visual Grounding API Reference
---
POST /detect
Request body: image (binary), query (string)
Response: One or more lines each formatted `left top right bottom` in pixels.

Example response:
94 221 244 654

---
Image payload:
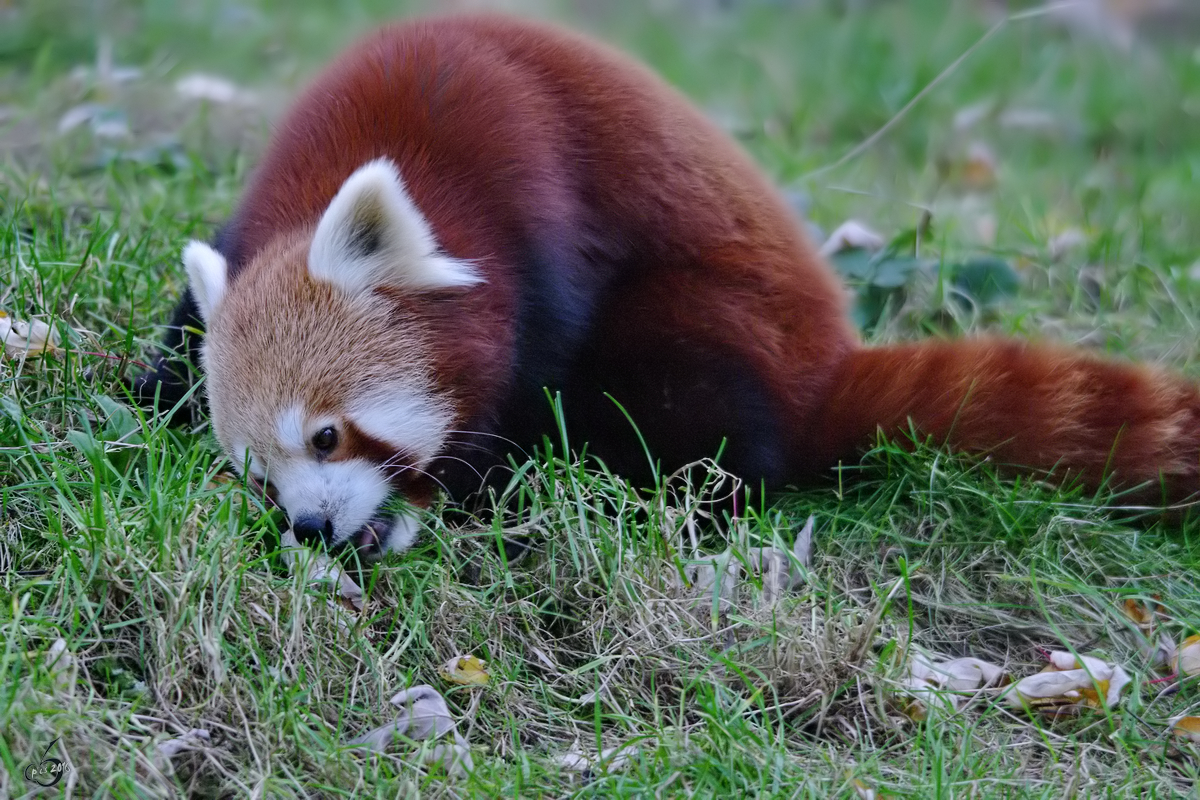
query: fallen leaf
1051 652 1132 707
58 103 105 133
680 520 816 611
683 552 738 609
899 652 1007 720
937 657 1007 692
741 517 816 605
961 142 997 190
852 778 877 800
997 107 1066 135
440 654 490 687
280 528 364 611
43 638 76 694
554 743 637 774
745 548 797 605
1123 598 1153 626
1172 716 1200 744
154 729 211 761
1048 228 1088 260
1143 633 1177 670
175 73 255 105
348 685 473 778
1002 670 1088 707
1046 0 1136 50
556 752 592 773
793 514 815 571
819 220 885 258
1 312 61 359
974 213 998 246
1046 651 1103 673
151 728 211 778
56 104 129 138
1178 635 1200 677
953 99 994 132
1002 651 1131 712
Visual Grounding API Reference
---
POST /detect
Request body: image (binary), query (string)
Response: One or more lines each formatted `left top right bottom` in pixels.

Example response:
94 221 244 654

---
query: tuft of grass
3 0 1200 796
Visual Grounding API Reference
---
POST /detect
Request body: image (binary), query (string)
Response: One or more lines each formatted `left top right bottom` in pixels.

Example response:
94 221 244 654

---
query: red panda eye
311 426 338 453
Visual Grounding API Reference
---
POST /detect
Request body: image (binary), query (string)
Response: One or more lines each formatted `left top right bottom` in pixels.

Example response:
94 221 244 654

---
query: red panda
135 14 1200 556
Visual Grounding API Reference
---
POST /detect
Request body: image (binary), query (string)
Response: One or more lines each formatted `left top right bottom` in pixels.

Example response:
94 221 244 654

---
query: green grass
4 0 1200 796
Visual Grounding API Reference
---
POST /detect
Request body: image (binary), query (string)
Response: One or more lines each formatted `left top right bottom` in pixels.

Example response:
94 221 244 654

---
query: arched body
137 15 1200 554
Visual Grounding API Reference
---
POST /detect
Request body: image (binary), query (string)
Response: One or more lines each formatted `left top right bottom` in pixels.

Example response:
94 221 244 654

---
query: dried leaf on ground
683 551 737 609
852 777 877 799
1048 228 1088 260
1042 0 1196 50
1 312 60 359
154 729 210 761
819 221 885 257
1123 598 1154 627
57 103 129 138
440 654 490 687
900 652 1007 720
554 743 637 774
744 530 811 605
280 528 364 611
1171 716 1200 744
175 73 256 105
43 638 76 694
348 685 473 778
793 514 815 570
1177 634 1200 677
1143 633 1177 670
961 142 998 190
1001 651 1131 713
684 519 814 609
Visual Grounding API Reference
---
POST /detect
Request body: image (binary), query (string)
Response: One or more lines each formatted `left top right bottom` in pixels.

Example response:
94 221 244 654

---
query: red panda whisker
384 453 483 485
435 439 526 461
381 462 458 496
443 430 531 452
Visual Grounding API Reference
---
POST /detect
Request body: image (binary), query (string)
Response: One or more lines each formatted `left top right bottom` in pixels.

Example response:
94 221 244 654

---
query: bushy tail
808 338 1200 504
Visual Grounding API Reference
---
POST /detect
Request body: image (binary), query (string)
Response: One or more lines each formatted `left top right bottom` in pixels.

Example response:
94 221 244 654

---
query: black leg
128 287 206 424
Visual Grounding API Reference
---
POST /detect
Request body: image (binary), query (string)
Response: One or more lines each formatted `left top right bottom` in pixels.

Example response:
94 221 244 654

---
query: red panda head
184 159 483 556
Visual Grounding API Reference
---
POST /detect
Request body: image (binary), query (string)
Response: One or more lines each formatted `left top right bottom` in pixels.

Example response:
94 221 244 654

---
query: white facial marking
383 509 421 553
275 404 308 454
183 240 228 324
308 159 483 296
347 383 453 465
231 440 250 469
271 458 390 547
229 440 267 481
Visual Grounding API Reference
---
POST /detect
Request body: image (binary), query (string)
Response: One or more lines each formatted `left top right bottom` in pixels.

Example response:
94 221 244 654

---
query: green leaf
95 395 140 442
870 255 926 289
830 248 875 280
950 257 1020 305
66 428 101 463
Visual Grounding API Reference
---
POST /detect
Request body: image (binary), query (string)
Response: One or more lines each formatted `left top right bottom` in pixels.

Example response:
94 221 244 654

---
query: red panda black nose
292 514 334 545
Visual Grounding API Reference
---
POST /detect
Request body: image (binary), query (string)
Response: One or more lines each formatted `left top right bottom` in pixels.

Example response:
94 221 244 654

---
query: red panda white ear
308 159 483 294
183 240 228 326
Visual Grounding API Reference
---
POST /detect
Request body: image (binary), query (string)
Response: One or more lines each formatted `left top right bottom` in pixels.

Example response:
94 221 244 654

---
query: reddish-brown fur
812 340 1200 501
153 14 1200 509
219 15 853 431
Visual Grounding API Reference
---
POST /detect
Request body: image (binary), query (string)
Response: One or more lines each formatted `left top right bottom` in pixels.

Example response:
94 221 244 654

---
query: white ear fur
183 240 228 325
308 159 483 294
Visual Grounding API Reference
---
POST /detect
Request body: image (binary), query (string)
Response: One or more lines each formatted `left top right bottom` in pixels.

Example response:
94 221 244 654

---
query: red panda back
215 14 858 475
172 13 1200 524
